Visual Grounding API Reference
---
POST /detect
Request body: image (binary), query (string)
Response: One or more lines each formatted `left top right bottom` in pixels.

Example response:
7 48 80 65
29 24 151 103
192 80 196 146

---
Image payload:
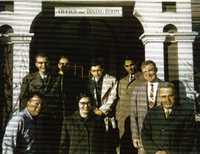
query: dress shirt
164 108 172 119
39 72 47 79
129 74 135 83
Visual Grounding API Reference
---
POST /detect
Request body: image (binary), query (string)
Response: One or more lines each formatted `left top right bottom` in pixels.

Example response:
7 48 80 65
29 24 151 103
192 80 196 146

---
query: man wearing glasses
2 92 44 154
57 56 81 116
60 93 105 154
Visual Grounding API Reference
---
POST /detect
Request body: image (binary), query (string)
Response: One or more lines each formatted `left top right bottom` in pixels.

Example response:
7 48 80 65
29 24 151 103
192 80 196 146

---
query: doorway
30 2 144 79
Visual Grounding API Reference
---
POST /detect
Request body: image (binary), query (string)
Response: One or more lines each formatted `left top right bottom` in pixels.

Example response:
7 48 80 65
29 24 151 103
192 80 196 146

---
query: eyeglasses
36 61 48 64
79 101 91 105
59 62 70 66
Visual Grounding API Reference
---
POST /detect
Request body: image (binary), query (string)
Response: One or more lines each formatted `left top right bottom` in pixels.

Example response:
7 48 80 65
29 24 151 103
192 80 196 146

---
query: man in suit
19 53 61 154
141 82 196 154
130 60 162 154
86 58 118 154
57 56 81 116
59 93 105 154
116 57 143 154
20 53 60 110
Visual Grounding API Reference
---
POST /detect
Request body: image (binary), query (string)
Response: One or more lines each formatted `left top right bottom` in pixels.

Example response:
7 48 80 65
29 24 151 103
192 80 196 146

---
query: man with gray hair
2 92 44 154
141 82 196 154
130 60 162 154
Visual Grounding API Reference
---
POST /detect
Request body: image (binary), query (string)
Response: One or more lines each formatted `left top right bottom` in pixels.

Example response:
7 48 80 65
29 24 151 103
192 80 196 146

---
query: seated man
2 92 44 154
59 93 105 154
141 82 196 154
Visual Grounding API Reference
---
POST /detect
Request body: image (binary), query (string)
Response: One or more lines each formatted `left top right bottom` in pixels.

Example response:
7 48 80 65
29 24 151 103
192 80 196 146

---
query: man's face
79 97 91 118
27 95 43 117
35 56 49 74
90 65 103 80
58 57 70 73
124 60 135 75
160 87 175 109
142 64 157 82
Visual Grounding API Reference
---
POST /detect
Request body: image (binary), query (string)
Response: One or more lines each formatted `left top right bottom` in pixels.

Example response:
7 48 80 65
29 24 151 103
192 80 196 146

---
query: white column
9 33 34 112
175 32 198 99
140 33 166 80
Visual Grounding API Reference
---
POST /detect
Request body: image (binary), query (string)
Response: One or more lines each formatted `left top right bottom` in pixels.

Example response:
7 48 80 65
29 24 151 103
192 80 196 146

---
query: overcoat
141 103 196 154
130 79 162 142
116 72 143 138
60 111 105 154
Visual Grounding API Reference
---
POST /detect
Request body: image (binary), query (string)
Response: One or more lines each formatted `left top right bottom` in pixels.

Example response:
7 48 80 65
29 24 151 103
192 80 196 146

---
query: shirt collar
24 108 34 120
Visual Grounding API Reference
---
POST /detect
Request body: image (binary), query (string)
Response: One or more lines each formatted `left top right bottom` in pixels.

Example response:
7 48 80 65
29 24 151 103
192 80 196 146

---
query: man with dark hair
19 53 61 154
60 93 105 154
57 56 80 116
141 82 196 154
85 58 118 154
116 57 143 154
2 92 44 154
130 60 162 154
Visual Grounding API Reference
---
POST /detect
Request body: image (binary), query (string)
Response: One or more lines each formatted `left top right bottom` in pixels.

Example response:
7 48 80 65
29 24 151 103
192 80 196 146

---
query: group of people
1 53 198 154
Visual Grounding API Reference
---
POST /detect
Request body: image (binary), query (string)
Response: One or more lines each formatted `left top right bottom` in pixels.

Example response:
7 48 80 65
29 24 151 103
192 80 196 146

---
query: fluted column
9 33 34 112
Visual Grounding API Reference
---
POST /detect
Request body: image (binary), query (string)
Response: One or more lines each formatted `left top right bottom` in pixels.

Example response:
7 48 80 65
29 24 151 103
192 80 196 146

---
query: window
162 2 176 13
0 1 14 12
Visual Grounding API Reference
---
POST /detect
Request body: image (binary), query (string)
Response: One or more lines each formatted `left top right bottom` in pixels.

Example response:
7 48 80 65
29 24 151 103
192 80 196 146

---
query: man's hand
94 108 104 116
155 150 168 154
133 139 142 149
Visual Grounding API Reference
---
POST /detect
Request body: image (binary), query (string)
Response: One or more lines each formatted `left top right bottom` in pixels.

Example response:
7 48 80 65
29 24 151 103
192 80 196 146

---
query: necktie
43 76 48 85
149 83 155 108
165 109 170 119
150 83 154 99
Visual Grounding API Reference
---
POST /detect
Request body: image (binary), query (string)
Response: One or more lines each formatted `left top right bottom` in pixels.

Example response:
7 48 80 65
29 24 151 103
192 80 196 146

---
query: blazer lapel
101 75 107 100
101 75 112 102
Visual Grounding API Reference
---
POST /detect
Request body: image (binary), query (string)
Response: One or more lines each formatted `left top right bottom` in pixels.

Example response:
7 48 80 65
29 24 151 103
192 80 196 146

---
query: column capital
139 33 166 45
8 33 34 44
174 32 198 42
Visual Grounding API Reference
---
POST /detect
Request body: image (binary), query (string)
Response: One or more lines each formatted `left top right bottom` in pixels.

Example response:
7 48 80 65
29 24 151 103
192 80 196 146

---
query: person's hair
35 53 48 61
58 56 69 62
141 60 157 72
159 82 176 94
27 92 44 103
90 58 104 69
78 92 92 102
123 56 135 64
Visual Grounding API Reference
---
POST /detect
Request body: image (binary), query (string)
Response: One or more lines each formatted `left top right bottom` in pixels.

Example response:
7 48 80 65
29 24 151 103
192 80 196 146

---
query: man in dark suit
130 60 162 154
57 56 81 116
19 53 61 154
141 82 196 154
60 93 105 154
116 57 143 154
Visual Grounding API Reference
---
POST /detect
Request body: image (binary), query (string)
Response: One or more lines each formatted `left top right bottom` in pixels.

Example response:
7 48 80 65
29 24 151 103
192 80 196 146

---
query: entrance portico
0 0 197 110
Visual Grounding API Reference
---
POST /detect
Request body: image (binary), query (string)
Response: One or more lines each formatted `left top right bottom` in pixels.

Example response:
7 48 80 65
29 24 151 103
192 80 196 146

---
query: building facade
0 0 198 112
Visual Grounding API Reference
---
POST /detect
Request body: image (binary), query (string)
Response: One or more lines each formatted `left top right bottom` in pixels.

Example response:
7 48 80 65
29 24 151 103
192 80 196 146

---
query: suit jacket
19 72 61 112
130 79 162 141
87 73 118 115
116 72 143 138
19 72 62 154
141 103 195 154
59 111 105 154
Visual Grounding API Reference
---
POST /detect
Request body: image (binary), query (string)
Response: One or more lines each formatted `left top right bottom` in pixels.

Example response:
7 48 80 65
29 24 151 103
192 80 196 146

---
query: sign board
55 7 123 17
